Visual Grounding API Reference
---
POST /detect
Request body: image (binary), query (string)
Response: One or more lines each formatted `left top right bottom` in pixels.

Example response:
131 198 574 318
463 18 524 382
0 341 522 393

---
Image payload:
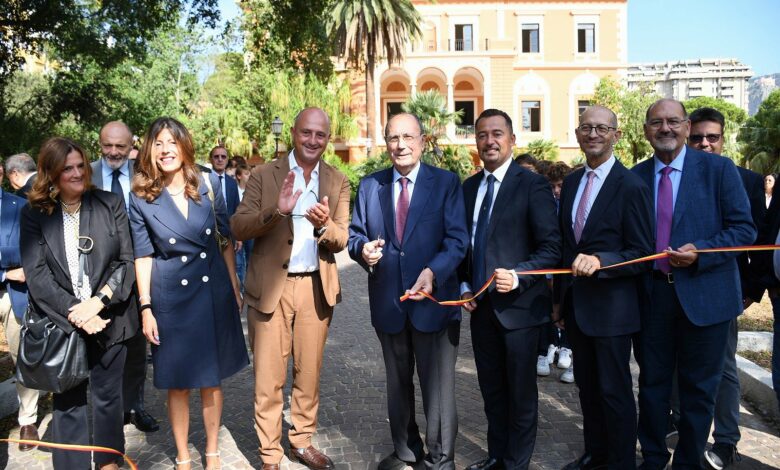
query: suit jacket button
282 263 288 269
200 252 207 259
181 256 187 262
288 239 293 245
181 279 188 286
400 251 405 256
169 237 176 244
202 276 209 282
206 228 212 235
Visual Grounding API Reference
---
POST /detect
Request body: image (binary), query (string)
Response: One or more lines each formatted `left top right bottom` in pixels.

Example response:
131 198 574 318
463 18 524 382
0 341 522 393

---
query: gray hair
5 153 36 174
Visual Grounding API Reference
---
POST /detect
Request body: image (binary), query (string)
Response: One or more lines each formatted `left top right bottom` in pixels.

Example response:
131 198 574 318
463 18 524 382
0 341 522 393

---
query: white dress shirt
570 155 617 230
287 151 320 273
392 162 421 209
100 159 131 208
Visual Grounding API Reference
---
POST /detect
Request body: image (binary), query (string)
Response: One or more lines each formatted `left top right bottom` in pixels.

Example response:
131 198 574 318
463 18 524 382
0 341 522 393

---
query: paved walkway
3 253 780 469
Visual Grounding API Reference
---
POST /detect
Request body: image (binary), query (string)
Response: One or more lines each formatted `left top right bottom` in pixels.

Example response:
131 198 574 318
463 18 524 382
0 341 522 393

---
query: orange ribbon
399 244 780 307
0 439 138 470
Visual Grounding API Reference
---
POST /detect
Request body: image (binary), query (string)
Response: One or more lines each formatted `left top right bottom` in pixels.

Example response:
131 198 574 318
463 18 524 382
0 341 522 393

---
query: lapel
0 192 18 244
271 157 294 237
463 173 479 235
486 162 521 240
378 169 398 248
151 185 208 246
91 161 103 188
41 204 70 277
561 167 585 243
318 160 332 205
579 160 624 244
672 147 701 230
402 163 434 243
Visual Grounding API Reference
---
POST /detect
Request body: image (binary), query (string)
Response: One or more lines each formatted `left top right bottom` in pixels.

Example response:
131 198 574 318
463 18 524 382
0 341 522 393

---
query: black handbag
16 303 89 393
16 232 93 393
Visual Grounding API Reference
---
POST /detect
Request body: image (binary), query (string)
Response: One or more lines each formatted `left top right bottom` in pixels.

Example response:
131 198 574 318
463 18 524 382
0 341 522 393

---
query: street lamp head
271 116 283 137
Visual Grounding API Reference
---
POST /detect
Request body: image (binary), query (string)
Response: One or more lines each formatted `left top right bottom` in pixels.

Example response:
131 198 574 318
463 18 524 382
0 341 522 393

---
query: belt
287 271 317 277
652 270 674 284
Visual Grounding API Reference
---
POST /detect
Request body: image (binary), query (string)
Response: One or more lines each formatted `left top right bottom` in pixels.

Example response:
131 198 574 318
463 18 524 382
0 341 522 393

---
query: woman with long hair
765 173 776 209
20 137 139 469
128 117 248 470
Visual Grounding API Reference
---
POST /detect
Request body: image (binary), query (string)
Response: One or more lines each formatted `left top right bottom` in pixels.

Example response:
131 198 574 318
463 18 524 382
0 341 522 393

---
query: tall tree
739 89 780 174
684 96 748 162
327 0 422 145
402 90 462 150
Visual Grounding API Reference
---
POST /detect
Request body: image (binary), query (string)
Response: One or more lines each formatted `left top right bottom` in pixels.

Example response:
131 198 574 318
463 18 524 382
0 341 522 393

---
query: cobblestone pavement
3 253 780 469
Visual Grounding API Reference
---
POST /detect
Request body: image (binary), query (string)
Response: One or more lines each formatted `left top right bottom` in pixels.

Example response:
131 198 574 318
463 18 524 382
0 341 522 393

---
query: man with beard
457 109 560 470
91 120 160 433
557 106 653 469
232 107 351 470
631 100 755 469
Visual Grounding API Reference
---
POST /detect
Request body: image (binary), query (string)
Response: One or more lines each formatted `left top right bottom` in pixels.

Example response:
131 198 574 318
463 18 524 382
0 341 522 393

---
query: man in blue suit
210 146 244 284
631 99 756 469
458 109 561 470
348 112 469 470
0 168 40 450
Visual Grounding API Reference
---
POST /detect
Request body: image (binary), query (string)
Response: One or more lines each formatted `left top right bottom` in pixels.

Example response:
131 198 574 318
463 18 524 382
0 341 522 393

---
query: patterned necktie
656 166 674 273
395 177 410 244
111 169 123 198
472 174 496 290
573 171 596 243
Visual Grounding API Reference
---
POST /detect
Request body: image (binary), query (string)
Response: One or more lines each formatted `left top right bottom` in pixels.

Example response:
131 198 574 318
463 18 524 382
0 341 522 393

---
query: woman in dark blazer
128 117 248 470
20 137 139 470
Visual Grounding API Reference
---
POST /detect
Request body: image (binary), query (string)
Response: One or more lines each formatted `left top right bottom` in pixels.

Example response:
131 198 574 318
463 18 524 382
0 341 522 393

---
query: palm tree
327 0 422 147
402 90 462 151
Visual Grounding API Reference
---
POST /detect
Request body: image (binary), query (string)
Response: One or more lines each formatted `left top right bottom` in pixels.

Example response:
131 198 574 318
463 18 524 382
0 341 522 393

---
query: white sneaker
560 365 574 383
557 347 572 369
546 344 558 365
536 355 551 376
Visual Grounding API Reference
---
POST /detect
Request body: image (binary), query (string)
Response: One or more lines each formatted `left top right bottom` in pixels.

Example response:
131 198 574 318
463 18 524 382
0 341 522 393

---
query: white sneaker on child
536 355 551 376
560 365 574 383
545 344 558 365
557 347 572 369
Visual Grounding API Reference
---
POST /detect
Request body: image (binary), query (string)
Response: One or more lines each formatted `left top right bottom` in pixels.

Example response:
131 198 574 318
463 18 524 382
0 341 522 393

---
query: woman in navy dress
128 117 248 470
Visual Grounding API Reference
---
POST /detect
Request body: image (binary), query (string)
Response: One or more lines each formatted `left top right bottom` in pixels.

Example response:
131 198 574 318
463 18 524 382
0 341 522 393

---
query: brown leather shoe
262 464 280 470
289 446 334 470
18 424 39 451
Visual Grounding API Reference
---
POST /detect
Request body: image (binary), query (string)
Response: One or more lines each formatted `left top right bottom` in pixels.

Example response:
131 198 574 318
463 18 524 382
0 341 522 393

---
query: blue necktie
111 169 123 198
472 174 495 291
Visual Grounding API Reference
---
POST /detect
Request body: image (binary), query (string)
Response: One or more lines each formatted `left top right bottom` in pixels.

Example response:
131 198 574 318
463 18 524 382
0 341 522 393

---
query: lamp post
271 116 283 158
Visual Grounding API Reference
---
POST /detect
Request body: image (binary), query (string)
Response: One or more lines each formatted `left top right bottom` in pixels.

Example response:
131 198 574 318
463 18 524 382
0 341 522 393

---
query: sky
216 0 780 77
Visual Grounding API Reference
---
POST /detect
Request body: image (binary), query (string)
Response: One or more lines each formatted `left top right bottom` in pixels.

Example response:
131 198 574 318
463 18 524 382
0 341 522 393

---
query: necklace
60 200 82 214
167 185 186 197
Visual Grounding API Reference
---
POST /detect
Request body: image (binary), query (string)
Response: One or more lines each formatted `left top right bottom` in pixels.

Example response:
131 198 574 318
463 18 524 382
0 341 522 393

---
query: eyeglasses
212 154 228 160
646 118 688 130
689 133 721 144
577 124 617 136
290 191 320 218
385 134 421 145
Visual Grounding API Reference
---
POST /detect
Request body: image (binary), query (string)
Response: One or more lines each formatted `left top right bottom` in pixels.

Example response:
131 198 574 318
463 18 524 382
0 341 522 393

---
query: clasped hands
67 297 111 334
277 171 330 229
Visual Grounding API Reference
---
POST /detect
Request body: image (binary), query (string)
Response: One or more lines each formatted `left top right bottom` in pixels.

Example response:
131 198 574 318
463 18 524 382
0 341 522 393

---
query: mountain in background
748 73 780 115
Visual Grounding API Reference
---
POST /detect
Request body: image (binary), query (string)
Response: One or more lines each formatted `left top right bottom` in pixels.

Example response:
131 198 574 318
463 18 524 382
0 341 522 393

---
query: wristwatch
314 225 327 237
95 292 110 308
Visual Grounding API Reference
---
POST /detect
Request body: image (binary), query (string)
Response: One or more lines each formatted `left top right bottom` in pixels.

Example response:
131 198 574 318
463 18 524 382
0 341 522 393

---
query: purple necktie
395 177 409 244
573 171 596 243
656 166 674 273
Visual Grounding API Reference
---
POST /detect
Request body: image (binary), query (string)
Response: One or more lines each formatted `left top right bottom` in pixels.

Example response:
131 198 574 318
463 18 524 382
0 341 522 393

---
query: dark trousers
376 321 459 470
638 279 730 469
537 322 569 355
471 298 540 470
52 341 127 469
567 311 636 469
122 331 148 413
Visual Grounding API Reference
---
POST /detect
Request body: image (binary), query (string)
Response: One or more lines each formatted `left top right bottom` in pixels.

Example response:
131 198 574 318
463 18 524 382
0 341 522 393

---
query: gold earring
49 185 57 202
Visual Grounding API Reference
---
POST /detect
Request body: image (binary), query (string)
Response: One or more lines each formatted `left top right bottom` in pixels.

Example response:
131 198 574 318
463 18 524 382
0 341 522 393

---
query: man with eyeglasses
231 108 351 470
554 106 653 470
631 99 755 469
685 107 764 469
210 146 244 288
348 112 468 470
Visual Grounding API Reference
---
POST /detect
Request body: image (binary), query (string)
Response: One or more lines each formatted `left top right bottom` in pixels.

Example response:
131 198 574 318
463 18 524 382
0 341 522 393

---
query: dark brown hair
543 161 573 183
28 137 94 214
132 117 202 202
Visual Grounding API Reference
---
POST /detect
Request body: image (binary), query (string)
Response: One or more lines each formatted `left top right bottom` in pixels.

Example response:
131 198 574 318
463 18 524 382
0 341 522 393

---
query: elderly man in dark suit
91 120 159 433
557 106 653 470
457 109 561 470
632 99 755 469
0 168 40 450
5 153 37 198
348 112 469 470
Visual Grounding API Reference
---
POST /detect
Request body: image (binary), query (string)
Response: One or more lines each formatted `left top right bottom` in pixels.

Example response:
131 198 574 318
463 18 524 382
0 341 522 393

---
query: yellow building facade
349 0 627 162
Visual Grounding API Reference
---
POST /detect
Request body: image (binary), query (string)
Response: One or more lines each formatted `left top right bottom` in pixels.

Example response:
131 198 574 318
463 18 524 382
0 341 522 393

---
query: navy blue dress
128 173 248 389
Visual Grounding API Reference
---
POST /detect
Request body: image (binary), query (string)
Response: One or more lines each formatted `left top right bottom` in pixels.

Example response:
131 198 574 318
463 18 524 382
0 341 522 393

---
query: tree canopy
739 89 780 174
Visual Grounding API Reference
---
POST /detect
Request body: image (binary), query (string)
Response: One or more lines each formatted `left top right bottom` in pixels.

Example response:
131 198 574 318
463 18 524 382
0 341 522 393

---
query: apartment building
627 58 753 112
347 0 628 161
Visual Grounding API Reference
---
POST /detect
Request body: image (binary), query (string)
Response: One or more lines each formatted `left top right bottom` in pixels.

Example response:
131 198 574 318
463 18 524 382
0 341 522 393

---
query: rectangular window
386 102 404 122
521 23 539 53
578 100 591 116
455 24 473 51
455 101 475 126
522 101 541 132
577 23 595 53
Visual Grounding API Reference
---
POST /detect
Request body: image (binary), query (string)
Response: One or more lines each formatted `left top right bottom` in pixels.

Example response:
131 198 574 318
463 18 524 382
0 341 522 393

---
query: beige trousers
248 273 332 464
0 290 40 426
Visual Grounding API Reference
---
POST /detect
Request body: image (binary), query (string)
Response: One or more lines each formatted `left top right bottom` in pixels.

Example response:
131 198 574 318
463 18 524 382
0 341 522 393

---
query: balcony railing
455 125 475 139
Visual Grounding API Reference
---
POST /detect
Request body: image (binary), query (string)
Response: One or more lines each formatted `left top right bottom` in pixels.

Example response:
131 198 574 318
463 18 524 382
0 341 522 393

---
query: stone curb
737 353 779 422
738 331 773 352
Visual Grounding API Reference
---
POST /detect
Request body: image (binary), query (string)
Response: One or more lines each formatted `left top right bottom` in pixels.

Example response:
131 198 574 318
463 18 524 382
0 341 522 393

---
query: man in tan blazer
231 107 350 470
